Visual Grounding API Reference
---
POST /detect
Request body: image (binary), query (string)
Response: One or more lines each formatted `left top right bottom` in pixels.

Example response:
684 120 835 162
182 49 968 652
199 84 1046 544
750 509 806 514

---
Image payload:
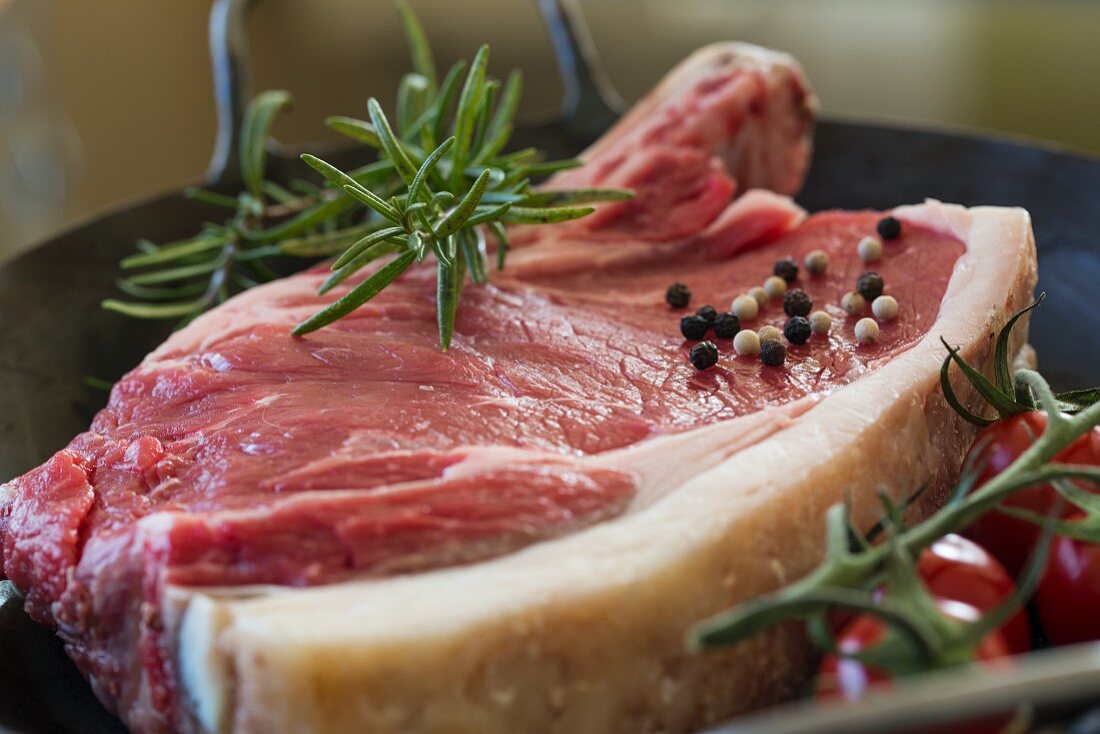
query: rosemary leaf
342 183 402 224
232 245 284 261
261 181 299 205
397 73 432 137
474 122 514 167
128 259 223 286
293 250 417 335
436 244 459 349
521 188 634 206
288 178 322 196
325 116 382 149
348 159 398 186
113 279 208 301
277 223 381 257
478 69 521 163
239 260 277 283
435 169 491 238
407 230 425 260
241 90 292 199
458 230 482 284
232 272 261 290
472 226 490 283
367 98 419 185
120 235 227 268
320 241 403 295
432 232 455 267
489 220 508 271
479 191 525 204
464 164 506 186
465 202 513 227
397 0 438 91
450 45 489 188
302 153 369 192
428 60 467 149
403 202 428 230
496 147 540 166
102 298 209 320
517 158 584 177
408 136 454 205
184 187 239 209
501 205 596 224
469 78 498 164
333 226 407 269
248 195 356 243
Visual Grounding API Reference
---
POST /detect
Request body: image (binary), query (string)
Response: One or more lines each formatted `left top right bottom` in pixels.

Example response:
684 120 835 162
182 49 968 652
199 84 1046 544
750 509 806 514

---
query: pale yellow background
2 0 1099 259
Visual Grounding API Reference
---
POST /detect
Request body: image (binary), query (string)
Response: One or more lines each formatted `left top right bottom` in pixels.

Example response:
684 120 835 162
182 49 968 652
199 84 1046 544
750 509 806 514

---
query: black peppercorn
856 271 885 301
689 341 719 370
695 304 718 324
877 215 902 240
666 283 691 309
784 316 811 345
680 315 710 340
773 257 799 283
760 340 786 367
713 312 741 339
783 288 812 317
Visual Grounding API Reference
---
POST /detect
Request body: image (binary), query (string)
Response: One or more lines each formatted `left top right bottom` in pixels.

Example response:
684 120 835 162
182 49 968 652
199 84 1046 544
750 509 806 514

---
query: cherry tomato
827 536 1028 652
1036 512 1100 645
815 613 892 702
815 599 1011 702
963 412 1100 576
918 534 1030 654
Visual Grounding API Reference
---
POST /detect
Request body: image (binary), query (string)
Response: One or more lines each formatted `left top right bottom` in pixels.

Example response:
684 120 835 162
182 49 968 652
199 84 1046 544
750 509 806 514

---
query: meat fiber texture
0 43 1037 734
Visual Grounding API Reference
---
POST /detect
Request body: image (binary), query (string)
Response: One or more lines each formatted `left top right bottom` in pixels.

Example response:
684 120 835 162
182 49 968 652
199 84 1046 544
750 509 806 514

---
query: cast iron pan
1 2 1099 733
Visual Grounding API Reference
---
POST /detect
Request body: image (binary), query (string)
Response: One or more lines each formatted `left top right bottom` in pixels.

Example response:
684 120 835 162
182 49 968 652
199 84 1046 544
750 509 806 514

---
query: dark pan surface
0 120 1098 733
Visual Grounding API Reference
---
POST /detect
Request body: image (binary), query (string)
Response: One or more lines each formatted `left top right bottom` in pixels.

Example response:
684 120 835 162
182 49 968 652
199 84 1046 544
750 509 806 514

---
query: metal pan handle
535 0 624 141
203 0 623 186
205 0 255 186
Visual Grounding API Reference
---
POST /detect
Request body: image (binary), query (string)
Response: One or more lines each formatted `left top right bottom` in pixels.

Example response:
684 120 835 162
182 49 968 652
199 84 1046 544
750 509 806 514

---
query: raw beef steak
1 43 1036 734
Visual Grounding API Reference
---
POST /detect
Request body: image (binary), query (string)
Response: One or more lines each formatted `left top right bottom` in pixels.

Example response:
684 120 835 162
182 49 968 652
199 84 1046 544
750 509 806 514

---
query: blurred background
1 0 1099 260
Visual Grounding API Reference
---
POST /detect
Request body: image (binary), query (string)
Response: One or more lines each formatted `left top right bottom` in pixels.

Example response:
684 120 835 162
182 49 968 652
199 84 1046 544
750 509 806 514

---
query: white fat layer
178 593 232 734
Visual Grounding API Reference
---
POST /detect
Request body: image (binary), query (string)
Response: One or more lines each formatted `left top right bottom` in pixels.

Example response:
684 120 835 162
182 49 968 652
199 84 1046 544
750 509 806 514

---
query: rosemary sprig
102 91 374 323
292 8 632 348
104 3 632 349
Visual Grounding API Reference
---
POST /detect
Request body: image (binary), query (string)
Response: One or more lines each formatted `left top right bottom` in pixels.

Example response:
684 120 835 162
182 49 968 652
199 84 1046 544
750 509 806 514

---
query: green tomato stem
689 370 1100 652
